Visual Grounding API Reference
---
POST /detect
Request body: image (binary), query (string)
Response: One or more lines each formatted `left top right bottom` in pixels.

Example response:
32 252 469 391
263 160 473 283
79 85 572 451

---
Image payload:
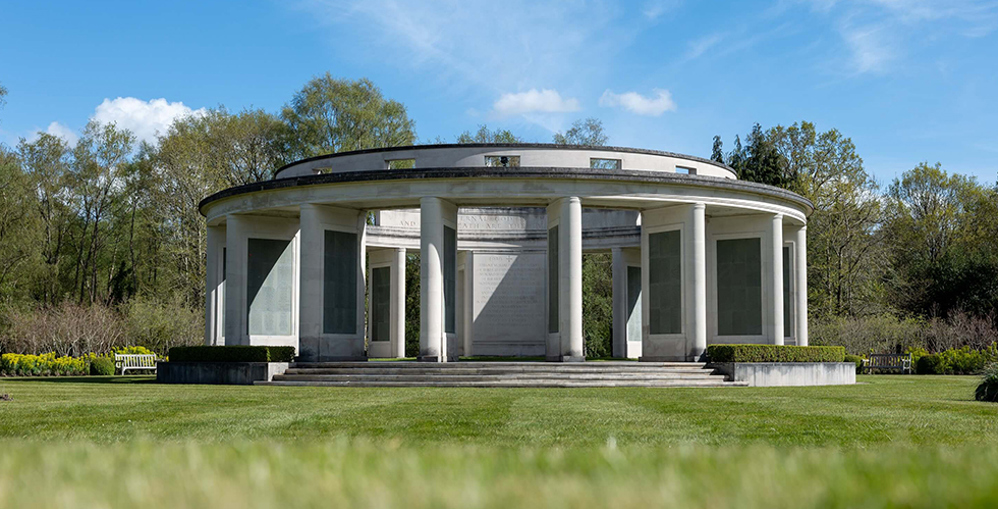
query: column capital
693 202 706 211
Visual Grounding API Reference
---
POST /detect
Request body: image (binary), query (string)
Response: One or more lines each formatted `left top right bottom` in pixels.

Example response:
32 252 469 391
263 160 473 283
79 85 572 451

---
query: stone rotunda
199 144 812 363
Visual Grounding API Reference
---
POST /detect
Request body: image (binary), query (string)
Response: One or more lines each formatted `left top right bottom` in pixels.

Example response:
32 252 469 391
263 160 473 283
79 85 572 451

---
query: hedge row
168 346 296 363
706 345 846 363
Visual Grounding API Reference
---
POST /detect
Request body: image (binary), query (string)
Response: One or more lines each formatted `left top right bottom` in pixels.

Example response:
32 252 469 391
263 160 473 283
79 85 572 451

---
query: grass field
0 375 996 508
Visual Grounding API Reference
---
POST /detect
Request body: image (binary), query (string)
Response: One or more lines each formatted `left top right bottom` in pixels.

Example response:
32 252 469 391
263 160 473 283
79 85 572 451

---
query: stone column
223 215 247 345
298 205 323 360
795 225 808 346
392 247 407 358
560 197 584 361
419 197 458 361
770 213 785 345
690 203 707 360
611 247 626 358
420 197 444 361
205 225 224 346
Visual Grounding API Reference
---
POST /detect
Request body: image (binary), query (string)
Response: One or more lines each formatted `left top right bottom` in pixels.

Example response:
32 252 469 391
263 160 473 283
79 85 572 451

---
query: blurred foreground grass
1 375 997 508
0 440 996 509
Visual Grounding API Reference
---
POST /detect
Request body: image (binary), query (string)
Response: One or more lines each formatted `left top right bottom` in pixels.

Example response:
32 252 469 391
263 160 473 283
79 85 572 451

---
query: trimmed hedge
168 346 296 363
706 345 846 363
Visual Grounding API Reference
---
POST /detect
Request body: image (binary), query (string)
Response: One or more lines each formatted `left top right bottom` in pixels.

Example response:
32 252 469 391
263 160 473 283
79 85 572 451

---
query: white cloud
684 33 723 61
45 121 78 145
492 89 580 117
599 89 677 116
92 97 206 145
642 0 681 20
841 23 895 73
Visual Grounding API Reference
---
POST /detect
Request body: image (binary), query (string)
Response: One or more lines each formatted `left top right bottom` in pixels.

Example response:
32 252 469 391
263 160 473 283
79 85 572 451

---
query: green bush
168 346 296 363
916 347 987 375
916 354 943 374
844 354 864 373
975 363 998 402
706 345 846 363
114 346 157 356
89 356 115 376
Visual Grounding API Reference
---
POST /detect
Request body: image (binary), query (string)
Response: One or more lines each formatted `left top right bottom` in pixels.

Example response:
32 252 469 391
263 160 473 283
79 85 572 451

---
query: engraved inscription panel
472 252 546 345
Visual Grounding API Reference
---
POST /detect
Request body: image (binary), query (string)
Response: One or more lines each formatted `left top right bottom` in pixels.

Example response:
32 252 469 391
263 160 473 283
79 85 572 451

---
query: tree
0 82 7 125
456 125 522 144
282 74 416 158
882 163 998 319
67 121 135 304
711 135 724 163
553 118 608 146
17 133 72 304
0 145 40 298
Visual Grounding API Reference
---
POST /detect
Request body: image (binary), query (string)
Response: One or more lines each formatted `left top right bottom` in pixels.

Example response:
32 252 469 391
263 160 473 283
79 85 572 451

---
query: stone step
257 379 747 388
274 372 720 382
291 361 707 370
282 367 714 376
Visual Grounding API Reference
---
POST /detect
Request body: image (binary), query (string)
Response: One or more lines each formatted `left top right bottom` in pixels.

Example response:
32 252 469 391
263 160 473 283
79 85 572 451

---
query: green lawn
0 375 996 508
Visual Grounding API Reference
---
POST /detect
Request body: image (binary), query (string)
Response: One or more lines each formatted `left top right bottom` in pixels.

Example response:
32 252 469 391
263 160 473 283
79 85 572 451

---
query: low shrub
916 354 944 374
0 353 88 376
975 363 998 402
114 346 157 356
89 356 115 376
844 354 864 373
706 345 846 363
168 346 296 363
916 346 990 375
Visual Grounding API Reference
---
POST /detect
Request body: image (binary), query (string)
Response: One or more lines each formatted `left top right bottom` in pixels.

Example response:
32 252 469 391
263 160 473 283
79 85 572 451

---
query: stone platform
256 361 747 388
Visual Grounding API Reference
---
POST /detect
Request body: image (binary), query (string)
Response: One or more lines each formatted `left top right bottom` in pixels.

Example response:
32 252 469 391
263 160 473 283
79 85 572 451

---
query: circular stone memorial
199 144 812 363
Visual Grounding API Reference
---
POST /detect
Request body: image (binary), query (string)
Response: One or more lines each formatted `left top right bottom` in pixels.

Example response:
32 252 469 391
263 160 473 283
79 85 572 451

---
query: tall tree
882 162 998 318
0 145 40 298
711 135 724 163
553 118 608 146
17 134 72 304
282 74 416 158
68 121 135 304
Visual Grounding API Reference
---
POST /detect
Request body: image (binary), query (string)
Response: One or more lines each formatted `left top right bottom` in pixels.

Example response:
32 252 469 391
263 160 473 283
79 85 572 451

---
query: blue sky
1 0 996 184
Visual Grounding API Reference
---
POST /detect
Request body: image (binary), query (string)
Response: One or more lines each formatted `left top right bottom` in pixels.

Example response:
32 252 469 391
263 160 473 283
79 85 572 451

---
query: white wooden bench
114 354 158 375
863 353 912 374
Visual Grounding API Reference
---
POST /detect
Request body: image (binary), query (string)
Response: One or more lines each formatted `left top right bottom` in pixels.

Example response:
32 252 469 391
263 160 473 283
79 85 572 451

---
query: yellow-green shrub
1 352 88 376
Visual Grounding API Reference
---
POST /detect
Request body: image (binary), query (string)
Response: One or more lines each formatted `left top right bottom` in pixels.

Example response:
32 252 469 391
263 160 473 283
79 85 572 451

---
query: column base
417 356 460 362
546 355 586 362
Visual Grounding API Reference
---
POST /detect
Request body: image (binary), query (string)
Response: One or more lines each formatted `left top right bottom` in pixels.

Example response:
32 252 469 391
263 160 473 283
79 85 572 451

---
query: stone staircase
257 361 746 388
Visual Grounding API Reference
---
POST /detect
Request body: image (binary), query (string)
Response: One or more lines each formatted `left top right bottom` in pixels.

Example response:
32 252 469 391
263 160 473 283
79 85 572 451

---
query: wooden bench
863 353 912 374
114 354 158 375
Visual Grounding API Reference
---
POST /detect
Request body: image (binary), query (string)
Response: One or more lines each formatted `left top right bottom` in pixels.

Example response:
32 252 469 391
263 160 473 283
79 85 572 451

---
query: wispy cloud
297 0 652 130
493 89 580 117
840 22 896 73
642 0 681 20
684 33 723 61
599 89 676 116
799 0 998 74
